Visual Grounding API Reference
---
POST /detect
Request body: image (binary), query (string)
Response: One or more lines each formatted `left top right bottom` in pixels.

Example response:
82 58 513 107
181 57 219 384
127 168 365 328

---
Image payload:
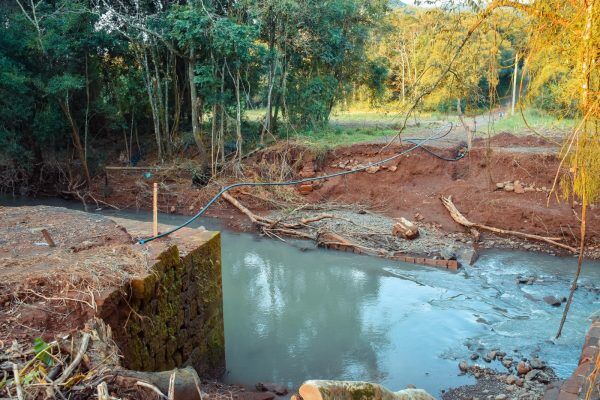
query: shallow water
2 197 599 396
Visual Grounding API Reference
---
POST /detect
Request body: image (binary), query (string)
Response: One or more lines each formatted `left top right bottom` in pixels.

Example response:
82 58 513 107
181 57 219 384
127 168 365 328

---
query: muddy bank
0 205 227 398
91 135 599 259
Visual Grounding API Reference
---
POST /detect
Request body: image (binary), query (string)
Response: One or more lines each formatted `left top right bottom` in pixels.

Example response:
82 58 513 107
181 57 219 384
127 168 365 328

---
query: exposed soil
0 206 148 343
92 133 599 258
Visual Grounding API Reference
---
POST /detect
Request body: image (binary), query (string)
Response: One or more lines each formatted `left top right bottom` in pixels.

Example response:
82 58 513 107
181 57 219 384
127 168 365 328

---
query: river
2 197 599 397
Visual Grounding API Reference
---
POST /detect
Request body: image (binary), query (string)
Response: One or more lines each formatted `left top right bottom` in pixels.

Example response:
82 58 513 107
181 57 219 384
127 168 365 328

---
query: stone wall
545 319 600 400
99 232 225 378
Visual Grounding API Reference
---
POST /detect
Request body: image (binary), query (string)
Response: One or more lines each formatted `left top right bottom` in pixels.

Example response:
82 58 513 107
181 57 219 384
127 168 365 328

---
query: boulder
459 360 469 372
505 375 517 385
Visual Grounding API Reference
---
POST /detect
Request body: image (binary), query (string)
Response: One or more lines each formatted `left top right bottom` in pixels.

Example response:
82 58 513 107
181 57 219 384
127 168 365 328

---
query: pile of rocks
495 180 547 194
330 159 397 173
454 351 557 400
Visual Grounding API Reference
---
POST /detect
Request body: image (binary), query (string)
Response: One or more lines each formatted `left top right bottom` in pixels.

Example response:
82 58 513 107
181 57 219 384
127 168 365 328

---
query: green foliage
33 337 53 366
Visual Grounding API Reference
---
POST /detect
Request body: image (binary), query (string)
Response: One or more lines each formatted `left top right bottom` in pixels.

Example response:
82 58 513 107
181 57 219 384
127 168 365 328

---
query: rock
543 296 562 306
238 392 276 400
461 248 479 265
392 217 419 240
470 354 480 361
506 375 517 385
298 184 313 195
496 351 506 359
504 183 515 192
495 395 507 400
529 358 544 369
366 166 380 174
470 228 481 242
170 205 176 213
406 384 416 389
459 360 469 372
484 351 497 362
388 165 397 172
514 181 525 194
515 378 524 387
524 186 535 192
524 369 540 382
502 359 513 369
414 212 424 221
256 383 288 396
441 246 457 260
496 182 505 189
517 361 531 375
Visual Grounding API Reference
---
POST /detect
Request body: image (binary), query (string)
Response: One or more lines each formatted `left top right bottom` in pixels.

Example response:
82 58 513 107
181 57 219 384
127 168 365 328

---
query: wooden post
153 182 158 236
511 52 519 115
41 229 56 247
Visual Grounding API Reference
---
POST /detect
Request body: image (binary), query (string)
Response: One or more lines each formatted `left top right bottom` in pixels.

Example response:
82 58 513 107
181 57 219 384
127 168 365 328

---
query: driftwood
55 332 91 385
222 191 313 239
392 217 419 239
298 380 434 400
114 367 203 400
441 196 577 253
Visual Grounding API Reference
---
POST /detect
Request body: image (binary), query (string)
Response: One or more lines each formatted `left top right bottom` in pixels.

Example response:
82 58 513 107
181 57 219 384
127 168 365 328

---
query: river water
2 197 599 397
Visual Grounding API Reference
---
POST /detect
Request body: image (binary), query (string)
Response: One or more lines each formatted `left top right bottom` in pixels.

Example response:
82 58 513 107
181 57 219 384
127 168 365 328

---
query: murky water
2 197 599 397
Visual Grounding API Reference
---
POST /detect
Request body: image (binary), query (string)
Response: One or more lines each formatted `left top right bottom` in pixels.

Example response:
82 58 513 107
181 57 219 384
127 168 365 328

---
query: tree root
441 195 577 253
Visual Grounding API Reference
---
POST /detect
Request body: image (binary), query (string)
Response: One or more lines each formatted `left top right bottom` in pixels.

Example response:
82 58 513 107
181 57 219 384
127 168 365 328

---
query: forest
0 1 599 399
1 0 595 195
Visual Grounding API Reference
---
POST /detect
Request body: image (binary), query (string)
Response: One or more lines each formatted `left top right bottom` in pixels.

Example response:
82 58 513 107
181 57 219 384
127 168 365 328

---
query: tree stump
392 218 419 239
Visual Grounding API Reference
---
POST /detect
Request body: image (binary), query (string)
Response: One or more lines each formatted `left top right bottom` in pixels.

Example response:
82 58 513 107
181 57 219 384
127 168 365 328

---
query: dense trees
0 0 387 190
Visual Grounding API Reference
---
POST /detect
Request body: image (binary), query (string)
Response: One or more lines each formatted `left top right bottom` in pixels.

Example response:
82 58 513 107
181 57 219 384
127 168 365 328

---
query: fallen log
298 380 434 400
113 367 203 400
441 196 577 253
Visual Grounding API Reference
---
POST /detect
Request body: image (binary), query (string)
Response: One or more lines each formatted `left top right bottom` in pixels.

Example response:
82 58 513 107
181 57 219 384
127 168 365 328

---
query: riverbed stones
514 181 525 194
459 360 469 372
470 353 480 361
529 358 544 369
505 375 517 385
256 382 288 396
543 295 562 306
517 361 531 375
495 394 507 400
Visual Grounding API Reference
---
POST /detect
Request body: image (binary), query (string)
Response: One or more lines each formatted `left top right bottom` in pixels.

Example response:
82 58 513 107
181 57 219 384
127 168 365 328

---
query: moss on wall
100 233 225 378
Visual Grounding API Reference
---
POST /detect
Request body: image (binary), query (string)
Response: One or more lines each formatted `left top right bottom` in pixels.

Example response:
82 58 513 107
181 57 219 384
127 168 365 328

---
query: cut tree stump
298 380 434 400
392 218 419 239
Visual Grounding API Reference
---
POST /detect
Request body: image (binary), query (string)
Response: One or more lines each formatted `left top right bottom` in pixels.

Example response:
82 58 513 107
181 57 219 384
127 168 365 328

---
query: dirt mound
473 131 557 148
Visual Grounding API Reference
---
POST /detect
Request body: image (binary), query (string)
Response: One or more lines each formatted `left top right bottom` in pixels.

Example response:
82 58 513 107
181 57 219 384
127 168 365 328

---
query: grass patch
489 108 574 134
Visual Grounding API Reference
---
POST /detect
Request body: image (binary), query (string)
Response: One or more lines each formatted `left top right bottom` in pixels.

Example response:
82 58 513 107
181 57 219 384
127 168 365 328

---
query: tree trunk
511 52 518 115
142 50 163 161
457 99 473 150
235 68 243 163
188 48 207 164
60 94 92 187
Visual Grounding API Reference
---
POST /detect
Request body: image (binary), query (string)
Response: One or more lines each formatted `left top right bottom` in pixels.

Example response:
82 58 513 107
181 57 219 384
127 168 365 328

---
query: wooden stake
41 229 56 247
153 183 158 236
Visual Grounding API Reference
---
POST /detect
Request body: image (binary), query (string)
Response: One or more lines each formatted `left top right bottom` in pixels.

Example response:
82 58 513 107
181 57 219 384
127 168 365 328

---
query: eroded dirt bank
92 134 599 259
